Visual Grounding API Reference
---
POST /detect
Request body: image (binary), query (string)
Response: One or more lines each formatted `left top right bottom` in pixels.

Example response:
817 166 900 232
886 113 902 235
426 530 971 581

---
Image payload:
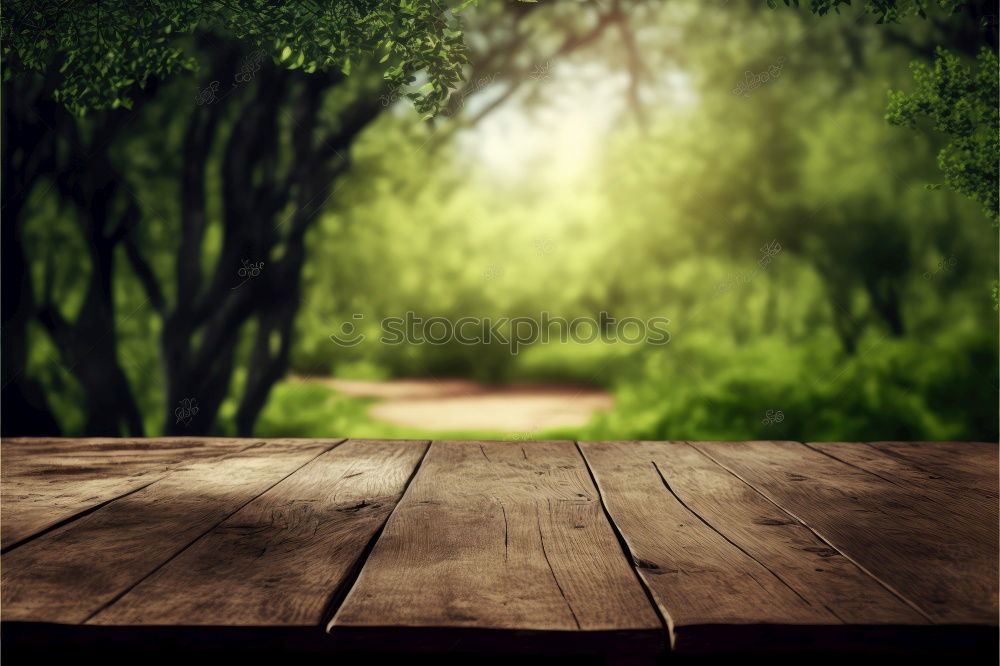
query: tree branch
121 210 167 313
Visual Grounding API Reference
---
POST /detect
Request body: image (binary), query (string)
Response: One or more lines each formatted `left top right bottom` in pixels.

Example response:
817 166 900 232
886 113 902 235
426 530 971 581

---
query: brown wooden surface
866 441 999 495
1 439 340 623
329 440 664 653
579 441 930 653
90 439 426 628
0 437 255 549
1 437 996 657
691 440 998 625
805 441 999 529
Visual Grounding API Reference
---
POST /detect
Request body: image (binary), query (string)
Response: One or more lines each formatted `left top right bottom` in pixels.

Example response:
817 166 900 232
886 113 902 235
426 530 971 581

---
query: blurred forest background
3 0 997 442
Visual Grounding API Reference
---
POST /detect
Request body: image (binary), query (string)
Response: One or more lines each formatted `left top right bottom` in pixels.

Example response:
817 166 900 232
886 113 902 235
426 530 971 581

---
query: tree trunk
39 135 147 436
1 76 62 435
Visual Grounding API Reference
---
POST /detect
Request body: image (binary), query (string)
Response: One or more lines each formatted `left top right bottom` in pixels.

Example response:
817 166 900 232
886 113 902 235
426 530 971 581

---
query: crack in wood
650 460 823 615
493 495 509 562
535 502 581 630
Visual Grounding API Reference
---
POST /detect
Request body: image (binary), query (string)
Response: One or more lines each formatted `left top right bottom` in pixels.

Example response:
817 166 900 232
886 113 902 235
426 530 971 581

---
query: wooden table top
1 438 996 658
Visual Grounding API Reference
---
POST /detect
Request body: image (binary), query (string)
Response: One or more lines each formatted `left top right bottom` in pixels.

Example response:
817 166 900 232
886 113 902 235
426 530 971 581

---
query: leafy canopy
769 0 969 22
774 0 999 223
888 47 999 224
1 0 471 115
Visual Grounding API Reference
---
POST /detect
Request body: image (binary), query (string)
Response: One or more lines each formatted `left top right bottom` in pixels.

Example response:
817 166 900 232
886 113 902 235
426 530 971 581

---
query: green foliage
887 47 999 224
12 0 998 441
581 331 998 442
1 0 469 115
771 0 968 22
774 0 999 221
282 0 997 442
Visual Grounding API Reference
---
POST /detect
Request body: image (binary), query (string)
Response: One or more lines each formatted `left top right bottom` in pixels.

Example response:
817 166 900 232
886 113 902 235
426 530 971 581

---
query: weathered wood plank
3 438 994 656
1 437 255 550
1 439 340 624
806 442 999 529
692 440 999 625
866 441 999 492
329 440 663 654
89 439 427 628
580 441 936 653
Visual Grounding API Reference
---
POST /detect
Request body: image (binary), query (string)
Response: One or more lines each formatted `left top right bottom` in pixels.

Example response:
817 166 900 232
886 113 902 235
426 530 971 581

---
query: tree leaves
776 0 998 222
1 0 470 116
769 0 969 23
887 47 999 224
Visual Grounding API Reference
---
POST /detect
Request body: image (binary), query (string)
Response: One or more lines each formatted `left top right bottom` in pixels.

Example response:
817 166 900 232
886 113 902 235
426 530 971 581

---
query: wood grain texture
806 441 999 530
90 439 427 628
329 440 664 654
2 438 996 657
692 440 999 625
1 438 255 549
580 441 943 653
1 439 340 624
580 441 931 652
866 441 999 494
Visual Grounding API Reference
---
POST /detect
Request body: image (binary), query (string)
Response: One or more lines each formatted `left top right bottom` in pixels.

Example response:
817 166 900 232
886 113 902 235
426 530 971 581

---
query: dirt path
311 378 613 433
